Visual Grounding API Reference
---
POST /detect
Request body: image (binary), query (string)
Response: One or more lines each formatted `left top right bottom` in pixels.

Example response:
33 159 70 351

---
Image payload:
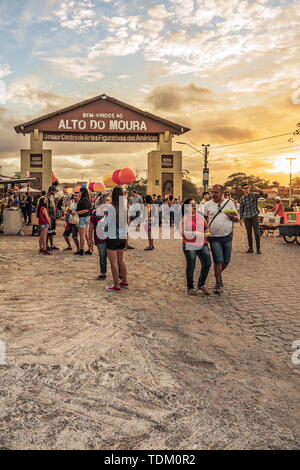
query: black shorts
48 218 56 236
106 238 126 250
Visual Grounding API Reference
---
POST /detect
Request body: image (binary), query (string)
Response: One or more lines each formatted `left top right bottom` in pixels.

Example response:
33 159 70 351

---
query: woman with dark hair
88 193 111 279
144 195 154 251
100 186 128 292
37 197 52 255
182 198 211 295
74 187 91 256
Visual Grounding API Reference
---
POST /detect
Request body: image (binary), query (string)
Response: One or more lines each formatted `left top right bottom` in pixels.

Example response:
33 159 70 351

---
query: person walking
100 186 128 292
272 196 285 224
144 195 154 250
239 182 265 254
74 187 91 256
63 193 80 251
37 197 52 255
204 185 238 294
89 193 111 280
46 186 59 251
182 198 211 295
25 192 33 225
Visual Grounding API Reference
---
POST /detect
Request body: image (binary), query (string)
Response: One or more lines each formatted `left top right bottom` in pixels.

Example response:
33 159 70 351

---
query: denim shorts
78 216 90 228
40 224 48 229
209 232 233 264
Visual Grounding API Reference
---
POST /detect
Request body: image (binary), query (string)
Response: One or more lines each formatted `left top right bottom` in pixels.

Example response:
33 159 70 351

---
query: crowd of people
1 181 288 295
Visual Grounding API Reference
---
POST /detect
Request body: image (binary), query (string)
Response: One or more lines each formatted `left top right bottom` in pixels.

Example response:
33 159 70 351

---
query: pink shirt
182 214 207 247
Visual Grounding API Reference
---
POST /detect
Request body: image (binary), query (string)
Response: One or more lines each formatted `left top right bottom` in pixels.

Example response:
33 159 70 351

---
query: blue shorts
40 224 48 230
209 232 233 264
78 216 90 228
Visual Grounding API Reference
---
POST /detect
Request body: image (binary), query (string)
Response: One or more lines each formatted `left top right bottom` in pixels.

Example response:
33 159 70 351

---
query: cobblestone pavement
0 223 299 449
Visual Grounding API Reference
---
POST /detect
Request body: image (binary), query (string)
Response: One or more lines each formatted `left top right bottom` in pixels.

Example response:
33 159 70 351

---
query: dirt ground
0 221 299 449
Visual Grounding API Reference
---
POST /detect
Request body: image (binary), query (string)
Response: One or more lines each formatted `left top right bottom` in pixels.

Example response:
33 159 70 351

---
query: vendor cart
258 212 281 237
278 224 300 245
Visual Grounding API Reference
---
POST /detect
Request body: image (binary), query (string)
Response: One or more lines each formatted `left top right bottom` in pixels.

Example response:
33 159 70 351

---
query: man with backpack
204 185 239 294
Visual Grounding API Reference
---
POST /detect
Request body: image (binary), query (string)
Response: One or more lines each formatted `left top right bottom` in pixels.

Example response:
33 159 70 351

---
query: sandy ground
0 221 299 449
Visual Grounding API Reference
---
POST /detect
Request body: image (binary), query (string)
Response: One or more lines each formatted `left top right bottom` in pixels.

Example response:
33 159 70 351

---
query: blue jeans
97 242 107 274
209 232 233 264
183 243 212 290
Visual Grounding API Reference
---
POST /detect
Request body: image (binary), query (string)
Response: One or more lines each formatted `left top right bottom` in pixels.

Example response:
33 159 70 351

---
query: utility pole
286 157 296 207
202 144 210 191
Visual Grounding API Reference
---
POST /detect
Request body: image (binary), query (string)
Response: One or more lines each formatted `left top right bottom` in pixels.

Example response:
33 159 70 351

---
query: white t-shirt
204 199 236 237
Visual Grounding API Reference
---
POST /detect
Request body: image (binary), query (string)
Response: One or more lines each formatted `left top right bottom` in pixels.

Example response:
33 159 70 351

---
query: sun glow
267 155 300 175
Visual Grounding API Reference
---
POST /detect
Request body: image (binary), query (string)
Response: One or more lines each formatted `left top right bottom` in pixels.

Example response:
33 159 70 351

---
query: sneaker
120 282 128 289
39 248 44 253
43 249 52 255
47 246 53 251
106 286 121 293
198 286 210 295
51 246 60 250
84 250 92 255
74 250 83 256
245 248 253 253
63 247 72 251
257 250 262 254
213 283 222 294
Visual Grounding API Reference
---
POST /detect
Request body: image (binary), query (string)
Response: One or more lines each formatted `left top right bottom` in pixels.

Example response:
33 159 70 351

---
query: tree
13 171 21 179
223 173 269 200
182 178 201 203
125 180 147 196
292 177 300 187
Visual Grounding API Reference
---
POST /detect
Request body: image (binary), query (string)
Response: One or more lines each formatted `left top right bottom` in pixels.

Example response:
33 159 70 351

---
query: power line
209 132 293 149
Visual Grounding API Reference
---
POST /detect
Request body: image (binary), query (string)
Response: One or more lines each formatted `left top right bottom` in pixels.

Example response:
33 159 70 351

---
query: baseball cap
48 185 58 192
275 196 281 201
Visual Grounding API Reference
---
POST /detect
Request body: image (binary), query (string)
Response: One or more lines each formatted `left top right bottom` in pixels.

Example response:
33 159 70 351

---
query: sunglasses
242 187 249 190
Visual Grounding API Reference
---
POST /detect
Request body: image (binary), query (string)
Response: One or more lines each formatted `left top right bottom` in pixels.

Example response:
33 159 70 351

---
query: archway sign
15 93 190 198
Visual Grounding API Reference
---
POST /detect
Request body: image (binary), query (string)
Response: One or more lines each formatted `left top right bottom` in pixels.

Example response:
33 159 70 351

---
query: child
37 197 52 255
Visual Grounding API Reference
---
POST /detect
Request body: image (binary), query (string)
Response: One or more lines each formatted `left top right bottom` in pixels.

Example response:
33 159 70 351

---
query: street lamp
286 157 296 207
104 163 115 171
177 141 209 190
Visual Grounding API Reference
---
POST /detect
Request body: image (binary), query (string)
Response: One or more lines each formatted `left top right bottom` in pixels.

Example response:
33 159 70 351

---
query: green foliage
223 172 270 200
126 180 147 196
182 178 201 203
292 177 300 187
13 171 21 179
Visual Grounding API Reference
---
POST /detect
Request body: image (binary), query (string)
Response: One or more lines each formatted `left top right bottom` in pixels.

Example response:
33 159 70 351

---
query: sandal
97 274 106 280
188 289 197 296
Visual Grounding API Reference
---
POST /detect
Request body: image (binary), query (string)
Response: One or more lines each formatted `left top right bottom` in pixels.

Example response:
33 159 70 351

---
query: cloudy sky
0 0 299 185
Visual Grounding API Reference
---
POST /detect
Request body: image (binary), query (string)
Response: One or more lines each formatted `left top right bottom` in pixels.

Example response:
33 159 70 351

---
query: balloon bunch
112 168 136 185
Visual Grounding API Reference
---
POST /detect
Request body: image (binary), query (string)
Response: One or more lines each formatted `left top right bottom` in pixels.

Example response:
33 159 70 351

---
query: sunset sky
0 0 299 186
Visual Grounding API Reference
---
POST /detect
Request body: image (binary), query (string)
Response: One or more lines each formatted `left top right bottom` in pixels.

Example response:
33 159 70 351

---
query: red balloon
119 168 136 185
112 169 122 185
88 182 95 192
51 171 56 184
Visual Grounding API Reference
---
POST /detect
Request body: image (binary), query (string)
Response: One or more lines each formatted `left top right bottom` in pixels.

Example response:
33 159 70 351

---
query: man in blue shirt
240 182 265 254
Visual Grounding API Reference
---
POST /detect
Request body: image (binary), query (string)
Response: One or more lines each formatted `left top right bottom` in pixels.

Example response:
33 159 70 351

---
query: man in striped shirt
240 182 265 254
